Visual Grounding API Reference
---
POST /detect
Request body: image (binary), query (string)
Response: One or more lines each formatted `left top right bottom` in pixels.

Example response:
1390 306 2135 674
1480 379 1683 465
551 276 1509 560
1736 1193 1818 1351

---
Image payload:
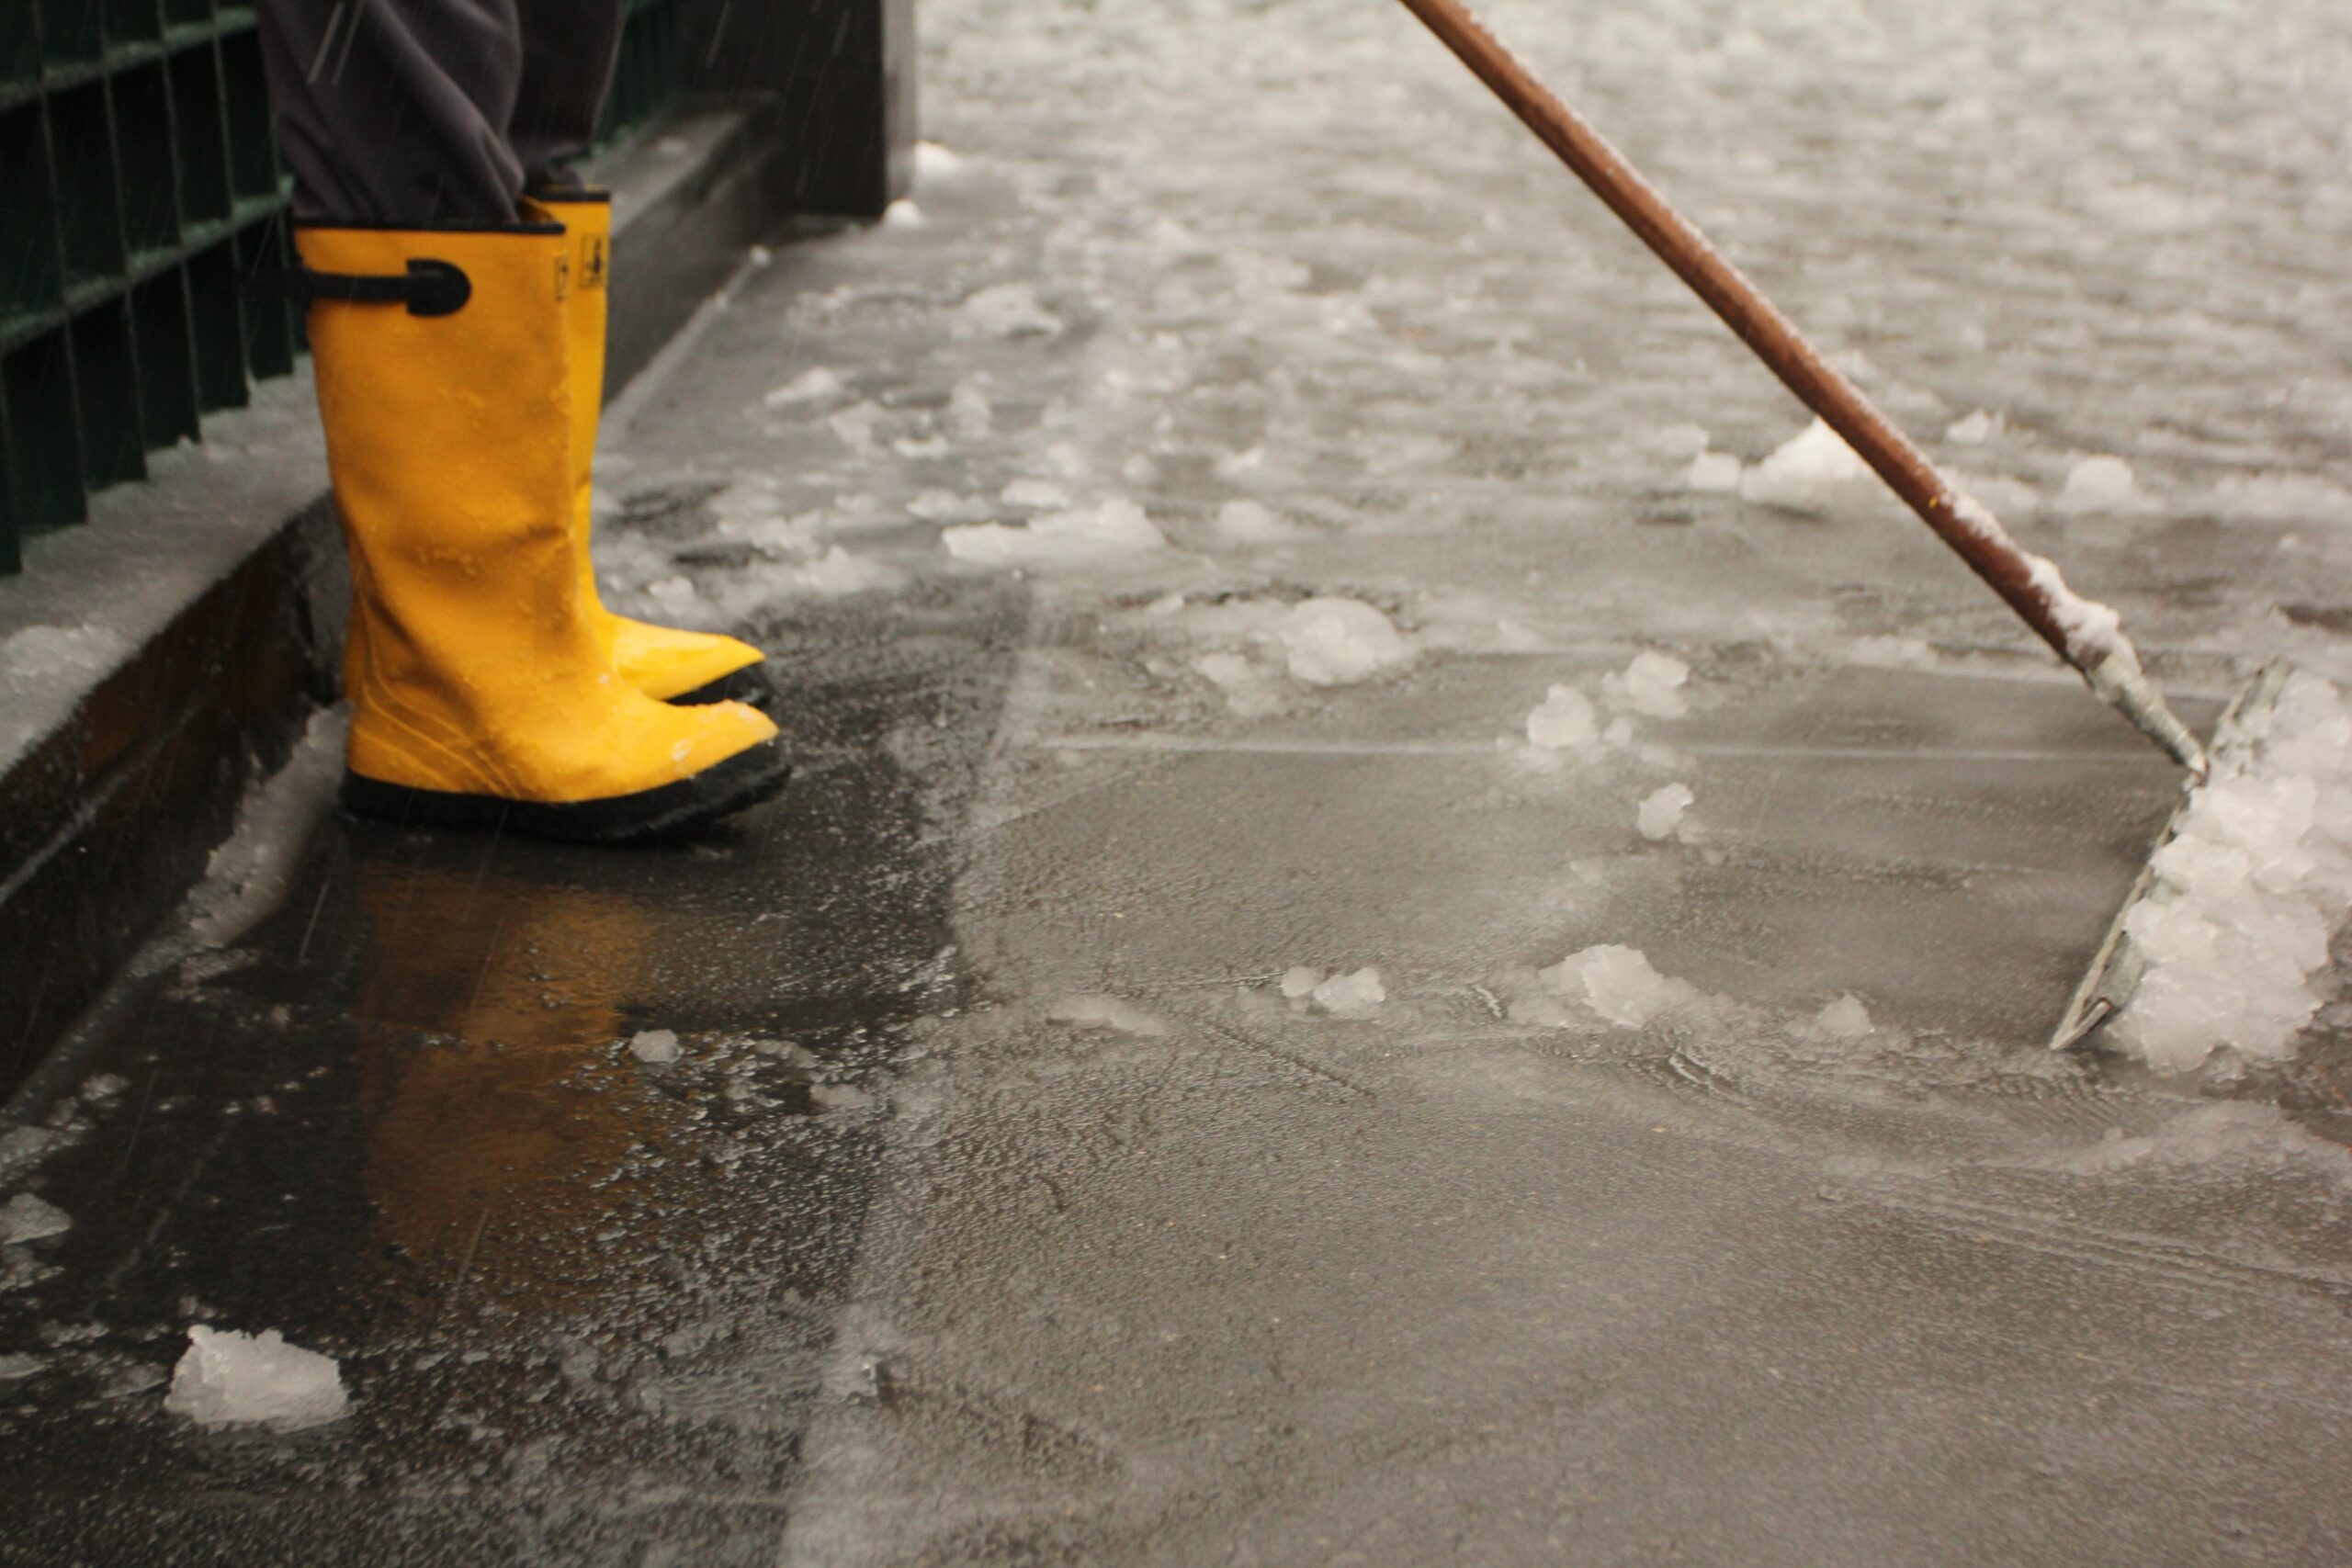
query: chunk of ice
828 401 886 453
943 500 1167 568
2052 1103 2352 1179
1637 784 1694 841
1602 651 1690 718
0 1193 71 1246
1943 410 2000 446
1001 478 1069 508
1685 451 1744 493
628 1029 682 1065
882 199 925 229
763 367 844 407
2061 455 2138 512
1046 996 1172 1037
1310 967 1386 1016
947 381 994 440
1211 500 1303 544
914 141 963 180
1815 995 1874 1039
2110 672 2352 1073
164 1326 348 1432
1541 945 1698 1029
907 489 983 523
1192 651 1284 716
786 546 900 596
953 283 1063 339
1525 684 1600 750
1279 598 1413 687
1739 418 1873 513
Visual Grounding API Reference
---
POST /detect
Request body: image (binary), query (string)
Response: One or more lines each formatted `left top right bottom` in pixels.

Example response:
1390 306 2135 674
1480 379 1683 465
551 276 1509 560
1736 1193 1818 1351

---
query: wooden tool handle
1395 0 2084 664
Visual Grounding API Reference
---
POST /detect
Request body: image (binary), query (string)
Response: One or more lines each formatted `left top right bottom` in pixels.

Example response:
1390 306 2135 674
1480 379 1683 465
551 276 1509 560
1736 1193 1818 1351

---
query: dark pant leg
509 0 628 190
255 0 526 223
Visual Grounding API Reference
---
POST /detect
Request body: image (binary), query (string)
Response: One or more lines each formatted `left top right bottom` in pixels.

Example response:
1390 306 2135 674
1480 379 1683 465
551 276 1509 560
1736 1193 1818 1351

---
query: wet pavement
0 582 1023 1564
7 0 2352 1562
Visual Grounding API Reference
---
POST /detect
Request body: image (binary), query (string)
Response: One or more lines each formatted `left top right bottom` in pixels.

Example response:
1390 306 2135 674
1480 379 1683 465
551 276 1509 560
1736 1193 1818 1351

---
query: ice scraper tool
1396 0 2286 1050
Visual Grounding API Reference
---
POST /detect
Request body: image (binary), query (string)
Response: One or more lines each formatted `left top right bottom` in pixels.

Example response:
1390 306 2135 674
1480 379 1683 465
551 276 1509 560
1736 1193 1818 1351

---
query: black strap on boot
246 259 473 318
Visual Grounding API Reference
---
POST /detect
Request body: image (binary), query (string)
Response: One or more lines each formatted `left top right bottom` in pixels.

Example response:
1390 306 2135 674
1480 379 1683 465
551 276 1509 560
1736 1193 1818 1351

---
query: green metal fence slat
1 0 684 577
70 300 146 488
230 220 294 381
168 43 232 225
130 268 201 451
4 332 90 536
187 240 250 414
1 101 67 329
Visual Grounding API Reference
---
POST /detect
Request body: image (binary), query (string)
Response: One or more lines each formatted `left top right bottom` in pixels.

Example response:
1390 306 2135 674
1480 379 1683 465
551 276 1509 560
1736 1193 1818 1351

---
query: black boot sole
666 665 773 709
341 739 792 844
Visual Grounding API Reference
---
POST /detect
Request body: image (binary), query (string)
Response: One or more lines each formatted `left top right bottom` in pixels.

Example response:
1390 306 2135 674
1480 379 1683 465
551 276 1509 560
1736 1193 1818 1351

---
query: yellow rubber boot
298 219 790 841
530 189 769 705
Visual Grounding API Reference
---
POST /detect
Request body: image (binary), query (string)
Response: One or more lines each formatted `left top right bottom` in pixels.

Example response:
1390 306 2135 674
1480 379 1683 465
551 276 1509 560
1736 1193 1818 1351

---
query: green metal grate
0 0 688 579
602 0 685 148
1 4 299 577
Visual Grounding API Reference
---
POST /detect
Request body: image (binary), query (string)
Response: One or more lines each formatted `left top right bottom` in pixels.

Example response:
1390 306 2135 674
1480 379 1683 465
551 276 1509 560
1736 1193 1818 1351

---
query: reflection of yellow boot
298 219 790 841
349 852 684 1320
531 188 769 706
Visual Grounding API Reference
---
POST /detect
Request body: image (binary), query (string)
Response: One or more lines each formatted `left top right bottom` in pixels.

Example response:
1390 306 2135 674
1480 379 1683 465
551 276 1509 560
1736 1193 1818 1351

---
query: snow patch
1279 598 1413 687
1814 995 1875 1039
954 283 1063 339
2209 472 2352 522
1283 966 1386 1015
907 489 986 523
1193 651 1285 716
1601 651 1690 718
628 1029 683 1066
1047 996 1172 1037
913 141 963 181
947 380 994 440
781 546 902 596
1739 418 1874 513
1211 500 1305 544
1943 409 2002 446
1637 783 1694 841
1841 635 1942 670
1539 945 1699 1029
2052 1103 2352 1179
1001 478 1069 509
164 1326 348 1432
2109 671 2352 1075
763 367 844 408
185 708 345 949
1525 684 1600 750
1311 967 1387 1015
0 625 126 692
1685 451 1744 494
0 1192 72 1246
944 500 1167 568
2060 455 2140 512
